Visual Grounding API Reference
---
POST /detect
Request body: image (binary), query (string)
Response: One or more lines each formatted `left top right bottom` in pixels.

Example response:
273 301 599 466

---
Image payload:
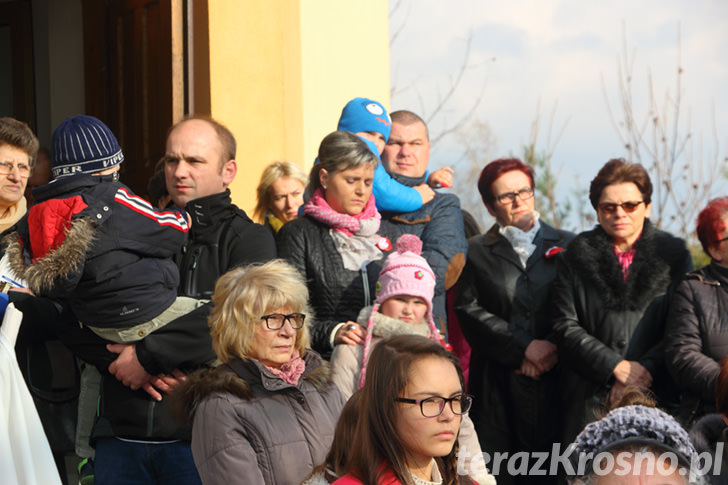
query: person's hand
427 167 454 188
146 369 188 398
8 286 34 295
107 343 155 391
517 358 541 380
524 339 558 374
334 322 365 346
613 360 652 387
608 380 628 408
414 184 435 205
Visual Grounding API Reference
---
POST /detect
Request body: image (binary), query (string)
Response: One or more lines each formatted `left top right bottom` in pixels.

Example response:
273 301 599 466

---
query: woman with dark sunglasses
551 158 691 444
333 335 477 485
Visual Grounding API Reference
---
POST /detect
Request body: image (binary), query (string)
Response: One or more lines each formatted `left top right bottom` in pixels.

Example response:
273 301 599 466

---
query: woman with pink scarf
277 131 396 357
174 259 345 484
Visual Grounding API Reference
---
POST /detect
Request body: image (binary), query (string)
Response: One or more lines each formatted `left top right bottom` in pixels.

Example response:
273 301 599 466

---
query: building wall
205 0 390 215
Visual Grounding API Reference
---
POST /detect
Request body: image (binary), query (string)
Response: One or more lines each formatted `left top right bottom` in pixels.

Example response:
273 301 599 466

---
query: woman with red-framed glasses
551 158 692 445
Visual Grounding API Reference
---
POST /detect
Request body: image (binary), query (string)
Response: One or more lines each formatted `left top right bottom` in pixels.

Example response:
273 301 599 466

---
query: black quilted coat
277 215 397 355
665 263 728 425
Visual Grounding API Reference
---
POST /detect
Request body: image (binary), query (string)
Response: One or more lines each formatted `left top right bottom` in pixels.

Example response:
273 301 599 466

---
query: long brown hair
343 334 474 485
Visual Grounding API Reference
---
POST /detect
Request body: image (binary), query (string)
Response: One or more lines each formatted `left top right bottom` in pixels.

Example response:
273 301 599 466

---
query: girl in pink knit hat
329 234 495 484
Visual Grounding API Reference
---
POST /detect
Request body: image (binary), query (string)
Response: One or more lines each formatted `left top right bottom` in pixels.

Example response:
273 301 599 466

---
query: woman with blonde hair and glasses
173 259 345 484
552 158 692 444
253 161 308 235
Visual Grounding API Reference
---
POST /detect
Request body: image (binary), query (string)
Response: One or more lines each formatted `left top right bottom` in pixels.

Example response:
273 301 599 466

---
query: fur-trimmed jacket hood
173 349 335 422
174 349 345 485
4 174 188 327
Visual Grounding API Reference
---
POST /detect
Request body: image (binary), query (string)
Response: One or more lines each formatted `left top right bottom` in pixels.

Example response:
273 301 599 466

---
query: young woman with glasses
173 259 345 484
551 158 692 444
333 334 477 485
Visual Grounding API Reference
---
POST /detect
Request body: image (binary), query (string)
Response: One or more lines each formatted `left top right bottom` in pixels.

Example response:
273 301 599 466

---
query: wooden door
0 0 36 129
82 0 182 197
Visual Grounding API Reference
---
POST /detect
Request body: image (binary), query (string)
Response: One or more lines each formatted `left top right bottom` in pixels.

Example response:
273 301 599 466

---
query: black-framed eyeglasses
716 236 728 244
259 313 306 330
598 200 643 214
0 161 30 178
395 393 473 417
495 187 534 205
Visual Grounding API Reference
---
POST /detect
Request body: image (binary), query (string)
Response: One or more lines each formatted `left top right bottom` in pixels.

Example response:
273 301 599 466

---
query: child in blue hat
337 97 452 212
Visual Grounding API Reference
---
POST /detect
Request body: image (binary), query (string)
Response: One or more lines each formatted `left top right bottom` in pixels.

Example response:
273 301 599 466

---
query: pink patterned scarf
264 350 306 386
613 245 636 281
303 188 380 236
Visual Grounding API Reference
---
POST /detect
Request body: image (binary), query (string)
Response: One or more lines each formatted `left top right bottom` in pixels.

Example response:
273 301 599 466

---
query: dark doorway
0 0 37 130
82 0 179 197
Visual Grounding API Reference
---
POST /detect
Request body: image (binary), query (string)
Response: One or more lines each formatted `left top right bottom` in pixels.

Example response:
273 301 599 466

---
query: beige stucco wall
205 0 390 215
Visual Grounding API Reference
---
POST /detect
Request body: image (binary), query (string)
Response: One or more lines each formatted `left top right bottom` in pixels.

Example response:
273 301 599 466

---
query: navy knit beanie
337 97 391 140
51 115 124 179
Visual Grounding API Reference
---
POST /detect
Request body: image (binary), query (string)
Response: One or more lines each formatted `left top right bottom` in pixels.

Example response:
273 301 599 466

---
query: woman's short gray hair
308 130 379 197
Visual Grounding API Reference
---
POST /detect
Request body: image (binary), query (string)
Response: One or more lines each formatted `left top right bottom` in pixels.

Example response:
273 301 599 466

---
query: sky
388 0 728 233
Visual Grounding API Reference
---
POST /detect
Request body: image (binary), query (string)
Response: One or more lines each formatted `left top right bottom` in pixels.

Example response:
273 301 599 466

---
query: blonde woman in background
253 161 307 235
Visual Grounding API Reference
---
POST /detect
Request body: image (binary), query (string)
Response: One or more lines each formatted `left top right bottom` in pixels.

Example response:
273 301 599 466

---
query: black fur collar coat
551 220 691 442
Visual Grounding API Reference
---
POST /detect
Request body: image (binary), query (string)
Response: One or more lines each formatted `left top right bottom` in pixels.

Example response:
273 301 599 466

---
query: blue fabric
0 292 8 319
94 438 201 485
372 163 423 212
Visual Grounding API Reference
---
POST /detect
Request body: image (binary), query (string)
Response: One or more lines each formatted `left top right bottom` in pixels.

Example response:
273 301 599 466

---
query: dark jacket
5 174 187 328
551 221 691 442
380 173 468 333
174 351 345 485
690 414 728 485
175 189 276 299
665 263 728 424
456 222 573 475
277 215 396 355
98 190 275 441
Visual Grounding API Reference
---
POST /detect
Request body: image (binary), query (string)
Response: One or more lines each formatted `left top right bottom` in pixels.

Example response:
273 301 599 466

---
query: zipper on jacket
360 261 371 307
146 399 156 437
183 247 202 297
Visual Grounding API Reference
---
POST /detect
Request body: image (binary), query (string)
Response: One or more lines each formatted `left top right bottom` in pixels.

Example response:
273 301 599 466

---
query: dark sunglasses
598 201 643 214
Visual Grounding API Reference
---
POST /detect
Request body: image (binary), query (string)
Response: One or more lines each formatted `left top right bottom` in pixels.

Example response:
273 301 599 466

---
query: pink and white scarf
304 188 384 270
264 350 306 386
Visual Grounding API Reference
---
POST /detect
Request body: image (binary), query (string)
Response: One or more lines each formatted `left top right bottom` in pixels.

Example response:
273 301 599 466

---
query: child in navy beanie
5 115 208 367
4 115 214 477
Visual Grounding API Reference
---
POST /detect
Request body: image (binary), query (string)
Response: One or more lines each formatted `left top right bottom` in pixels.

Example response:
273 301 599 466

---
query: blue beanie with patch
337 97 391 140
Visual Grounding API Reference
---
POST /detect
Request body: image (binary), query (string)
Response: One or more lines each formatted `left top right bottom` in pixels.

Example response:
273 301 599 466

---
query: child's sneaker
78 457 94 485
